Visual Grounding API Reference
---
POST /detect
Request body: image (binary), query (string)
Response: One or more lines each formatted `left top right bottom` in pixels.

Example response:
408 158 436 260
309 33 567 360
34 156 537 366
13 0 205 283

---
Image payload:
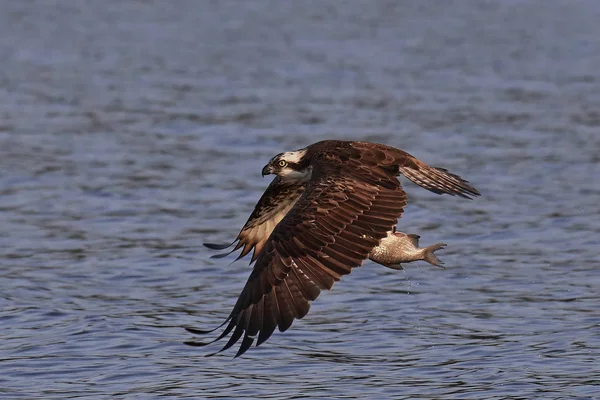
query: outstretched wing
351 141 480 199
190 145 408 356
204 176 306 263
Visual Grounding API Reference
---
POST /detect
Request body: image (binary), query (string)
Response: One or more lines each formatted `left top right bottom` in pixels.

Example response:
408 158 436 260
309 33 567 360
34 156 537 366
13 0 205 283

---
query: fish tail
423 243 447 267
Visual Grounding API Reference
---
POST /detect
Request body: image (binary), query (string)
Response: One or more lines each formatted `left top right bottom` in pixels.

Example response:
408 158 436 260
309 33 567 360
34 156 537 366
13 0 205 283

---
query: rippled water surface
2 1 600 399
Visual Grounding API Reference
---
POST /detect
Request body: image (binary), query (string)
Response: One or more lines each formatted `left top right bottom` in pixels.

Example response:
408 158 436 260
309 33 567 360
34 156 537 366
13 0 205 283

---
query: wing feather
204 176 306 262
304 252 344 280
294 257 335 290
275 284 295 332
257 291 278 346
247 297 263 337
289 261 321 301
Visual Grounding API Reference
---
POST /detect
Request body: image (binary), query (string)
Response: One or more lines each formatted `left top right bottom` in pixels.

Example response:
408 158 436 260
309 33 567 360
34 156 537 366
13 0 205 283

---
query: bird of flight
187 140 480 357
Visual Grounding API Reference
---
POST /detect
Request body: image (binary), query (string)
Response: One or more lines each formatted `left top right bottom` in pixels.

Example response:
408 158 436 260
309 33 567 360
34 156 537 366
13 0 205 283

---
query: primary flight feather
189 140 480 357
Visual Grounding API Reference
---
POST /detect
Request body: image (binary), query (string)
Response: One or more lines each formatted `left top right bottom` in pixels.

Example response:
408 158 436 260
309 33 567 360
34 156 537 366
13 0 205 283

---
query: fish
369 230 446 270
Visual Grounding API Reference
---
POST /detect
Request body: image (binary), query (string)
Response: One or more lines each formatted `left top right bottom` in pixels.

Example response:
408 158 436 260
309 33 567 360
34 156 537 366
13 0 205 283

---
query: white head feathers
280 150 307 164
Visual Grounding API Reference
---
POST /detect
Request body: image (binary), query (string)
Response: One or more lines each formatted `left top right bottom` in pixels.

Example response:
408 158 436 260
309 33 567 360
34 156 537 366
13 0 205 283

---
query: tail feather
423 243 447 267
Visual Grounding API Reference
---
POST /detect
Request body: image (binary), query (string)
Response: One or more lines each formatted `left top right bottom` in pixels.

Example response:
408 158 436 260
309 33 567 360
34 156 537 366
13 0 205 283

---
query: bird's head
262 149 311 180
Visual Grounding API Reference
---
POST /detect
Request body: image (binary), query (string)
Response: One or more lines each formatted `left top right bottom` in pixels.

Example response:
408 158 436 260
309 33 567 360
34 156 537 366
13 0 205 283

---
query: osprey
187 140 480 357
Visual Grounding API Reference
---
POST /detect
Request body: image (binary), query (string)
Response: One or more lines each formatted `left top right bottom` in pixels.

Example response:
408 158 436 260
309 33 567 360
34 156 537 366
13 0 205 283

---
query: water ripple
2 1 600 399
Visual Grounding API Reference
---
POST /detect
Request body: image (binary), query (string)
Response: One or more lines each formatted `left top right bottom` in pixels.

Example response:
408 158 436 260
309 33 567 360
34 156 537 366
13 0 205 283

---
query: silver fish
369 230 446 270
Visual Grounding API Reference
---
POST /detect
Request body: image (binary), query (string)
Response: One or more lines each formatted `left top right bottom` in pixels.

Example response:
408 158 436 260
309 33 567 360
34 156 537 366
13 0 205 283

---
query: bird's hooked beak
261 164 272 177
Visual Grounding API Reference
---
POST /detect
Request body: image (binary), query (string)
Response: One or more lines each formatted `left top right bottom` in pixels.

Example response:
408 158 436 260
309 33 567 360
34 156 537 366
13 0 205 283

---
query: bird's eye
278 160 287 167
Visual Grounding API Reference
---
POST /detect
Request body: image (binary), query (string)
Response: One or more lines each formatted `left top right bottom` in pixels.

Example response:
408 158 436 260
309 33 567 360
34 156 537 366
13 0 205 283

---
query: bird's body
190 140 480 357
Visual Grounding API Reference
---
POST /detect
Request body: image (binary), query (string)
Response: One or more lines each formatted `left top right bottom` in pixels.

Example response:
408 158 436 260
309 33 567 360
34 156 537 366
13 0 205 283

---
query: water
1 1 599 399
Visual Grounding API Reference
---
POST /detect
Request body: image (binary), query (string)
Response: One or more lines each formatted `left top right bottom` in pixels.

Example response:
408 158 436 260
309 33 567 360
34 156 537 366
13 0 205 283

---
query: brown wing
204 176 306 263
190 145 408 357
351 141 480 199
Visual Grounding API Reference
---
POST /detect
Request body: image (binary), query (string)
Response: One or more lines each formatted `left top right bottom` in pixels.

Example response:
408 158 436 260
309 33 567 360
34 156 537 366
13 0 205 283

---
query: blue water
1 1 599 399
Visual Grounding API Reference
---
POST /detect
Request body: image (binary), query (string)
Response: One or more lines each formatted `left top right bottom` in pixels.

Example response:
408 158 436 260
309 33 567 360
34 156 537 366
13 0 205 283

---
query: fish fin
423 243 447 268
384 263 404 271
406 233 420 246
